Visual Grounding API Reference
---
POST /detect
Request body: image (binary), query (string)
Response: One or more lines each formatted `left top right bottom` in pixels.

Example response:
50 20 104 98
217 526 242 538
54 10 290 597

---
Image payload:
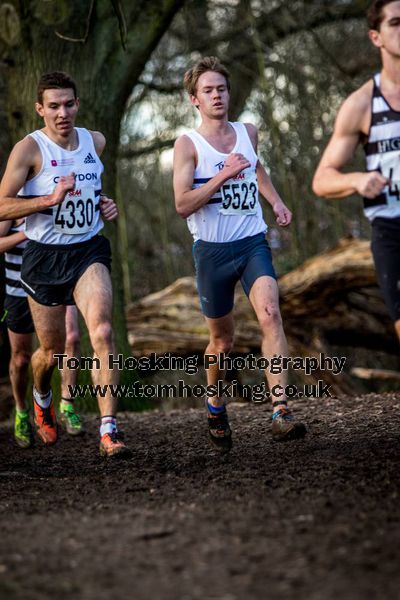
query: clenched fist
50 172 76 206
354 171 388 199
222 153 251 179
100 196 118 221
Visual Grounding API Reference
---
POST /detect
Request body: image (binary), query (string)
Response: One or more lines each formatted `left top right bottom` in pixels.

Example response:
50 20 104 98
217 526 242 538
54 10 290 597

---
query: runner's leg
73 263 117 417
60 305 80 400
28 299 66 394
8 330 32 412
248 275 306 440
74 263 130 457
248 275 288 406
59 305 84 435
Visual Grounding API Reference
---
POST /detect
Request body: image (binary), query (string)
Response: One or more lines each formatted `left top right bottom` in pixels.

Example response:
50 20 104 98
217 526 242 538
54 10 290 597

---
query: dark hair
37 71 77 104
183 56 230 96
367 0 397 30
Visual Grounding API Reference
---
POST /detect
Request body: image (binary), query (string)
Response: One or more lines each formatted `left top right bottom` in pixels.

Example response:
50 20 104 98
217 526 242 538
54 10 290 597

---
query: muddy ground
0 394 399 600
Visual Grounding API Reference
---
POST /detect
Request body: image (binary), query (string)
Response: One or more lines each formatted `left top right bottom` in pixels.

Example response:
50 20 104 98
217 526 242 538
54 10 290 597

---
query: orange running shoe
33 398 57 445
99 432 132 459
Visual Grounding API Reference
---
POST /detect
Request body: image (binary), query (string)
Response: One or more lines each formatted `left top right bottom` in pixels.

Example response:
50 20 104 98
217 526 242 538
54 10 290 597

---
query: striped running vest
184 122 267 242
5 221 28 298
18 128 104 244
363 73 400 220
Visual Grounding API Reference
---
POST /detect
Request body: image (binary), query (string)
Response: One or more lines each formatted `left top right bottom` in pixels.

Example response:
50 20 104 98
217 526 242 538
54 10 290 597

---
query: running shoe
271 406 307 441
99 431 132 459
59 402 84 436
33 398 57 445
14 410 33 449
205 399 232 453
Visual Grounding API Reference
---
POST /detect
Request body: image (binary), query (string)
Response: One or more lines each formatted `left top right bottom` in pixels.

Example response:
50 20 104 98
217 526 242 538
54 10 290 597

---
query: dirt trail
0 394 399 600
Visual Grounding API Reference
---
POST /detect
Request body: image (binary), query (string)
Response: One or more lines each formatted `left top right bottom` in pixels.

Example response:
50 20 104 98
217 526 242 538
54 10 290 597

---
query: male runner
0 197 118 446
0 71 130 458
173 56 306 451
313 0 400 341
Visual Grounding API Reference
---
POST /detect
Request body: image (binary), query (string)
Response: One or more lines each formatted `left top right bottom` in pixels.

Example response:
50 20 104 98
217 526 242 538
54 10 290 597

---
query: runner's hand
222 153 251 178
100 196 118 221
354 171 388 198
50 172 75 205
273 201 292 227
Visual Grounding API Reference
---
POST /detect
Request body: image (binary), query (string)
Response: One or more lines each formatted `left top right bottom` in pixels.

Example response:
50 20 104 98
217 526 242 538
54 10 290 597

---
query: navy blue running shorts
371 216 400 322
3 295 34 334
193 232 276 319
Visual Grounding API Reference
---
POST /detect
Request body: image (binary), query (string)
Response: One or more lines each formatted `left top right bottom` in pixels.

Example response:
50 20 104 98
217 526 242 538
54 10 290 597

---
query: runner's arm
312 90 388 199
91 131 106 156
173 135 250 218
0 138 73 221
0 220 27 253
245 123 292 227
90 132 116 219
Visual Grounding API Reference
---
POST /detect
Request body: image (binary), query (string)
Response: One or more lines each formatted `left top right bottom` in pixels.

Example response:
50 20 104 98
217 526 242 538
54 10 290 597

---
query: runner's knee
65 328 80 354
208 334 234 355
90 321 113 351
258 303 282 332
10 349 31 370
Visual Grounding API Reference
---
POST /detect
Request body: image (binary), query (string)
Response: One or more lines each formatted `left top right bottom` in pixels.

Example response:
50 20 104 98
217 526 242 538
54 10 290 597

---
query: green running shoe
14 410 33 448
59 401 84 436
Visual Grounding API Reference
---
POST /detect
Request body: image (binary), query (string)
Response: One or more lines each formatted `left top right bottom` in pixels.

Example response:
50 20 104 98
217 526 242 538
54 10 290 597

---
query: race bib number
219 172 258 215
54 186 96 235
380 154 400 205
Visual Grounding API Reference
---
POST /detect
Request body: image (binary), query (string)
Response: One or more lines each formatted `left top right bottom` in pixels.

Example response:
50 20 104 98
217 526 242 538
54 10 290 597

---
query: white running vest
184 122 267 242
363 73 400 220
5 221 27 298
18 128 104 244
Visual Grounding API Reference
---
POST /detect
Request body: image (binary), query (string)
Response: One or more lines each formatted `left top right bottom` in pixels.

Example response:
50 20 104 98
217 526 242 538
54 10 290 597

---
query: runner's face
191 71 229 119
370 1 400 58
35 88 79 138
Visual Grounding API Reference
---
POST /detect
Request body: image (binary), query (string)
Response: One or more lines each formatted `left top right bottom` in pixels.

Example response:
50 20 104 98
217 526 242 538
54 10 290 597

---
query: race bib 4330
219 171 258 215
53 186 96 234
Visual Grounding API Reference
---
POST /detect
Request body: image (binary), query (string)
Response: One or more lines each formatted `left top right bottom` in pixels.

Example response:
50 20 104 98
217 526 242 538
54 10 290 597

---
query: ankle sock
60 398 74 411
16 408 29 418
33 387 52 409
207 400 226 414
272 399 288 418
100 415 117 437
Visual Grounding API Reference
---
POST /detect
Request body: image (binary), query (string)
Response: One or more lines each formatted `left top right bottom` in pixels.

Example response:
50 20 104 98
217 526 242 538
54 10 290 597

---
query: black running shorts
3 295 35 334
20 235 111 307
371 216 400 322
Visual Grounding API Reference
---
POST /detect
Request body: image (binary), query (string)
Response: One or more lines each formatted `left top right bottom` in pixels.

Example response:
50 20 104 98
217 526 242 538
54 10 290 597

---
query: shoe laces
17 415 30 435
40 405 54 427
64 406 81 426
109 431 124 443
272 408 293 421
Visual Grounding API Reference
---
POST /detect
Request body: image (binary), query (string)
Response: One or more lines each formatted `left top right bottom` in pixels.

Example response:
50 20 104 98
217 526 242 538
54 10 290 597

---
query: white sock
33 387 52 409
100 416 117 437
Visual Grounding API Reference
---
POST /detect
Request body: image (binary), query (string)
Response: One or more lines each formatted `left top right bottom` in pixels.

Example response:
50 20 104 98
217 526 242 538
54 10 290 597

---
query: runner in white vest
0 72 130 458
313 0 400 343
174 57 307 451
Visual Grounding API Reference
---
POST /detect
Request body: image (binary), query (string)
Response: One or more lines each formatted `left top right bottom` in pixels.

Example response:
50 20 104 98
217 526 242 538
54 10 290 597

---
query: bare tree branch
55 0 95 43
110 0 128 51
119 138 175 158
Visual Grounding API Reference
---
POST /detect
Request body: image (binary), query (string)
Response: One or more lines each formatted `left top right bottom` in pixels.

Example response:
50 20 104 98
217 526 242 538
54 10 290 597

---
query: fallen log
351 368 400 381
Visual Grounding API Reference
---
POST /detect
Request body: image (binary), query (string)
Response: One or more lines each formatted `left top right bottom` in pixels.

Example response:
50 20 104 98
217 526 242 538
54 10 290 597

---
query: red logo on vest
51 160 57 166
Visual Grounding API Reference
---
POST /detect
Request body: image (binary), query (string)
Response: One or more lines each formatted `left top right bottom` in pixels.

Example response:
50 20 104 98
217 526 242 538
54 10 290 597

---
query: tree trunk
0 0 184 381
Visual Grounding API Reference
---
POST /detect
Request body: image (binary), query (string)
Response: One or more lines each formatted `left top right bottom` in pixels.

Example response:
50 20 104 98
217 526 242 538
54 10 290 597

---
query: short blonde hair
183 56 230 96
